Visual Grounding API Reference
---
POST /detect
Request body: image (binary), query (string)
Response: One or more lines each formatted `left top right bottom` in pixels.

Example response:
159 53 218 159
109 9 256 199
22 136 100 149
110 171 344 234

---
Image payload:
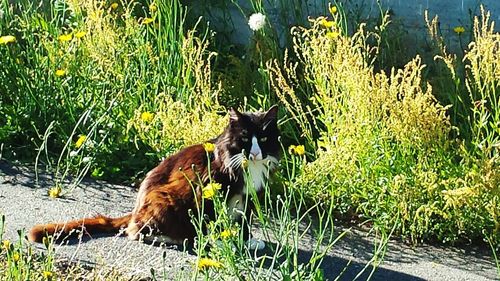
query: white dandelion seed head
69 150 78 157
248 12 266 31
82 156 92 163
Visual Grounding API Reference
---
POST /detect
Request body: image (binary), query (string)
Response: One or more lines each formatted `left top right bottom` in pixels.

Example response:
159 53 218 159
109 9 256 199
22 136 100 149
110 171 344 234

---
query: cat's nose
249 152 262 161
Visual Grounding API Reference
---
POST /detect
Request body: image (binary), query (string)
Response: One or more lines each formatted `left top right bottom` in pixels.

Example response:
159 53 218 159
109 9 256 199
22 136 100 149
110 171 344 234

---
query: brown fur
28 106 280 244
28 144 214 243
28 214 131 243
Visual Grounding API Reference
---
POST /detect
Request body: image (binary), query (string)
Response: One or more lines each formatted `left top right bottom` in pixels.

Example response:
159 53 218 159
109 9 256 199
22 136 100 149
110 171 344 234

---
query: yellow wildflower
289 144 305 156
324 21 335 28
140 111 154 123
43 271 53 279
75 31 86 39
197 258 222 271
203 142 215 153
294 145 305 156
0 35 16 45
75 135 87 148
320 19 335 28
326 31 340 39
58 33 72 42
149 3 157 12
2 240 10 250
241 158 248 169
143 17 154 24
202 182 222 199
55 69 66 77
12 252 20 262
48 186 62 198
330 5 338 14
110 3 119 10
220 229 237 239
453 26 465 34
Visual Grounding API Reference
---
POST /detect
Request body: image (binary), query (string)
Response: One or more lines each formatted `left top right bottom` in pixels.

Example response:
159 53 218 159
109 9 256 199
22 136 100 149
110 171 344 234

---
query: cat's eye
241 137 249 142
259 137 267 142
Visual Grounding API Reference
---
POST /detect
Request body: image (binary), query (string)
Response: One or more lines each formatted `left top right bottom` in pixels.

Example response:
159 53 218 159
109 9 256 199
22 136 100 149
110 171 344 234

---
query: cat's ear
262 105 278 130
229 107 243 124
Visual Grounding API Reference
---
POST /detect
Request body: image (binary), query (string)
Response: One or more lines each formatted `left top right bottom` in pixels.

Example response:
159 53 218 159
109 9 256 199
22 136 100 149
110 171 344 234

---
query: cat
28 106 280 250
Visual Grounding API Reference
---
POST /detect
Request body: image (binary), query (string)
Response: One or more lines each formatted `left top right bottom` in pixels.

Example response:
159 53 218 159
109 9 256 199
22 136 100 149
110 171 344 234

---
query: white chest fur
244 156 278 194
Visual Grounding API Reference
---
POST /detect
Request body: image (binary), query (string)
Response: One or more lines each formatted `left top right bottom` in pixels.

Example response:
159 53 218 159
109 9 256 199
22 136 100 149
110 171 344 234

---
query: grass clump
268 9 499 245
0 0 224 184
0 214 56 280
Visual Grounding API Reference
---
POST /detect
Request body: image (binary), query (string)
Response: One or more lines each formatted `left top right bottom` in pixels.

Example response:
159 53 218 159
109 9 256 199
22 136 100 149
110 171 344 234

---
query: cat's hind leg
125 190 196 243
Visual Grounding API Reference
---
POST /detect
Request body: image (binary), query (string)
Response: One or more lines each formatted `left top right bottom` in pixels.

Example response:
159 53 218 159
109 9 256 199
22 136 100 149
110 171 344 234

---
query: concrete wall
362 0 500 31
342 0 500 54
201 0 499 53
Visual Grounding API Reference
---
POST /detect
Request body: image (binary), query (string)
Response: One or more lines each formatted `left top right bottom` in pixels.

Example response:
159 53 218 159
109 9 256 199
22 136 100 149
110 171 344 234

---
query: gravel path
0 161 498 280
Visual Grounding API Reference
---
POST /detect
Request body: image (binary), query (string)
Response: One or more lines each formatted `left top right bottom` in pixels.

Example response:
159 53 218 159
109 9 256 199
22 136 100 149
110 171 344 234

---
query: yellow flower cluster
453 26 465 34
326 31 340 39
141 111 154 123
143 18 154 25
197 258 222 271
330 5 338 14
0 35 16 45
319 16 340 40
48 186 62 198
202 182 222 199
220 228 237 239
2 240 10 250
320 18 335 28
58 31 86 42
75 135 87 148
149 3 157 12
442 186 476 209
58 34 72 42
43 271 53 279
288 144 305 156
241 158 249 168
55 69 66 77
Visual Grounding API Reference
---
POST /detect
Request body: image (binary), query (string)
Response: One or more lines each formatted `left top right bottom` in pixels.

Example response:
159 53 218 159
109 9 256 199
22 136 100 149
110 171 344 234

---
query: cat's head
218 105 280 170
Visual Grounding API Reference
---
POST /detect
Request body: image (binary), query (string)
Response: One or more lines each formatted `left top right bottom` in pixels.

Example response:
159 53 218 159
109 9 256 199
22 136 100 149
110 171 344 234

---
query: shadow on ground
256 241 426 281
1 160 498 280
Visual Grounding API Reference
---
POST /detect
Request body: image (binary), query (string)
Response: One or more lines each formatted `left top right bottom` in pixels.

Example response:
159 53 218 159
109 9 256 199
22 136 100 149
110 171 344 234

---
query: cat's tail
27 213 132 243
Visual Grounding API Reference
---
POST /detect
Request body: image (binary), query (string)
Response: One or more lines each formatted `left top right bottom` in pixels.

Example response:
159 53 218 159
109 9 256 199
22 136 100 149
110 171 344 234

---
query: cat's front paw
246 238 265 251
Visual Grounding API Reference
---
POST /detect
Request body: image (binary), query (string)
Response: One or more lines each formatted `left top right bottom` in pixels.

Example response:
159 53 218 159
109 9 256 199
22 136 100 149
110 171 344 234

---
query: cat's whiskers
228 153 245 170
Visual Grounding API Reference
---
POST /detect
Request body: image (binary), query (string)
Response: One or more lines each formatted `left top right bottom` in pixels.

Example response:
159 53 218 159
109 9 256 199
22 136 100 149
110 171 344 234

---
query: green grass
0 215 56 280
0 0 499 280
